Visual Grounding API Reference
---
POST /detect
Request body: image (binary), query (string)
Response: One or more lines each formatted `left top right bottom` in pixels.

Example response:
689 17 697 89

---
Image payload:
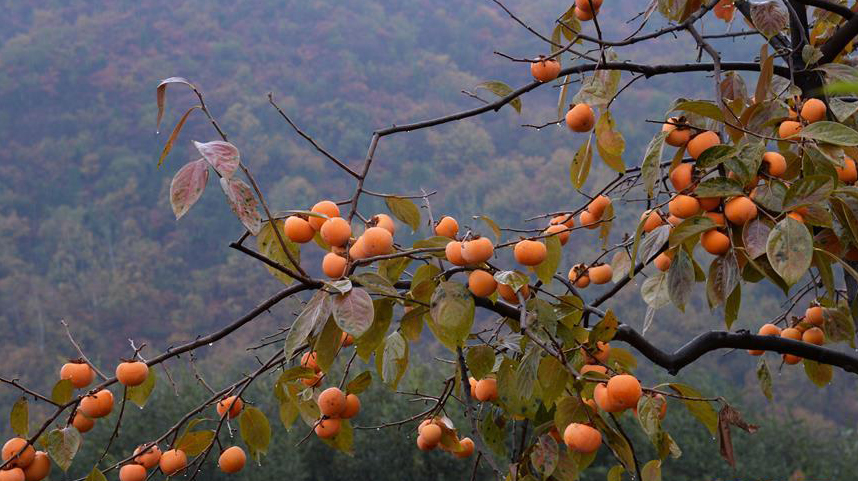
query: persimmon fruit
513 240 547 266
116 361 149 387
468 269 497 297
566 104 595 132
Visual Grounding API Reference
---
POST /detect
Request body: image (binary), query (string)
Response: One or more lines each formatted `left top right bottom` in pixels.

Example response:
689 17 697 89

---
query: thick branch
795 0 855 19
819 10 858 64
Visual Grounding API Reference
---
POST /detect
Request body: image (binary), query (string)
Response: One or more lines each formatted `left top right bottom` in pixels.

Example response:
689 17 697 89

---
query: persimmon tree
5 0 858 480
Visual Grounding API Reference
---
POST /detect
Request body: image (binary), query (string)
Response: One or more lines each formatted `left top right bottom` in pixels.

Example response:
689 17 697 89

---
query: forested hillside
2 1 857 479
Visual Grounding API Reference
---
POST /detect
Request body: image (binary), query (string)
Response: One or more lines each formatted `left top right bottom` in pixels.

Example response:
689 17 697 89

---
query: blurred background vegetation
1 0 856 479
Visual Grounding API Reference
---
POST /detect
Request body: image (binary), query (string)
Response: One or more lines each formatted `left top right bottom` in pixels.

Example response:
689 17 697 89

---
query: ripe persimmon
779 120 802 138
575 6 594 21
654 252 673 272
663 118 692 147
456 437 475 458
416 435 435 451
445 241 467 266
551 214 575 228
60 361 95 389
420 424 442 445
322 252 347 278
800 98 826 123
594 383 624 412
580 364 607 376
309 200 340 231
159 449 187 476
468 377 478 398
498 282 529 303
762 152 786 177
589 264 612 284
699 197 721 212
787 211 804 223
568 265 590 288
667 214 682 226
318 387 347 418
2 439 34 468
583 341 610 363
579 210 600 229
21 451 49 481
372 213 396 235
781 327 802 341
349 236 368 260
475 378 498 402
0 468 24 481
544 224 570 245
302 372 323 387
284 216 315 243
806 306 824 326
642 210 664 232
514 240 547 266
72 411 94 433
216 395 244 419
301 351 320 372
531 57 561 83
668 194 700 218
468 269 497 297
576 0 603 12
686 131 720 159
563 423 601 453
133 444 161 469
704 211 726 226
669 163 693 192
802 327 825 345
79 389 113 419
701 229 730 255
783 354 802 365
606 374 642 409
836 157 858 183
320 217 352 247
724 196 757 225
341 394 361 419
315 418 341 439
461 237 494 264
566 104 595 132
588 195 611 219
362 226 393 257
435 216 459 238
116 361 149 387
119 464 146 481
218 446 246 474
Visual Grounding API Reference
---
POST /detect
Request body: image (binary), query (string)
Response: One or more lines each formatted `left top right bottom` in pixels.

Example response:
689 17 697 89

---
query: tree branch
794 0 855 19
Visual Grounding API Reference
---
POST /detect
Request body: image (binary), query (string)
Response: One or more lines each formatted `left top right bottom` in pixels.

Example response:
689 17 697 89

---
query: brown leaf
156 77 194 133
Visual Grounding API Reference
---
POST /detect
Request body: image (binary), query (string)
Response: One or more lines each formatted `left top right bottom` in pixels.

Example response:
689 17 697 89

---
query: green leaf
821 307 856 348
667 248 694 311
400 305 426 341
313 316 343 372
321 418 354 455
595 111 626 173
537 356 568 405
725 283 741 330
642 132 668 197
85 467 108 481
573 55 621 107
753 181 787 212
44 427 81 471
570 138 593 189
803 359 833 387
465 345 496 380
766 217 813 286
278 398 298 431
607 465 625 481
284 290 332 357
695 145 737 168
379 331 409 389
493 270 530 292
668 383 717 435
324 279 352 294
641 459 662 481
476 215 502 241
668 216 716 248
239 406 272 460
783 175 835 209
639 225 670 264
332 288 374 337
346 371 372 395
10 398 27 437
534 236 562 284
385 196 421 232
176 430 215 457
706 254 739 309
554 396 590 430
356 298 394 361
725 141 765 186
476 81 521 113
694 177 745 198
51 380 74 405
672 100 724 122
349 272 398 297
480 410 508 458
428 282 475 350
799 121 858 146
127 366 156 408
257 219 300 285
756 358 773 401
743 218 772 259
589 309 618 343
378 257 412 283
641 271 671 309
531 434 559 479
